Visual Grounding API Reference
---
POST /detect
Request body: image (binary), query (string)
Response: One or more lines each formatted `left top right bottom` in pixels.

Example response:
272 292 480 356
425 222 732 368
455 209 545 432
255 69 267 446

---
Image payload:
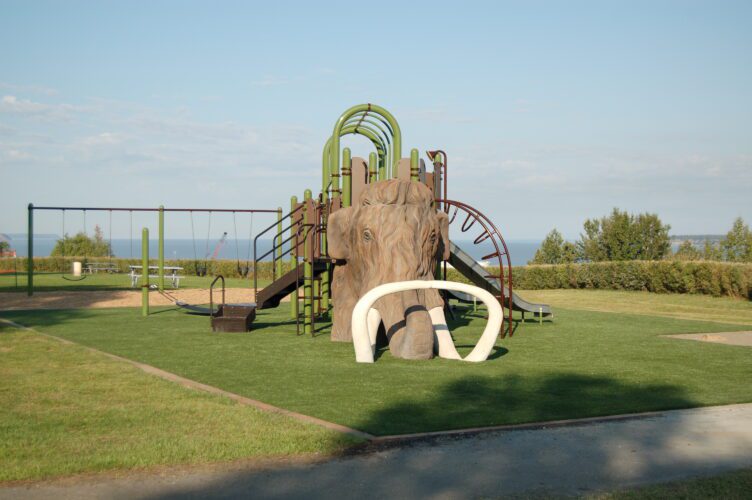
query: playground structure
24 103 551 348
251 103 551 351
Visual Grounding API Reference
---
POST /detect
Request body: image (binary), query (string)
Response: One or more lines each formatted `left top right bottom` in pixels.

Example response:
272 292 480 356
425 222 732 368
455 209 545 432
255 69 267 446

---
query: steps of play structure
447 241 552 317
256 261 328 310
211 303 256 333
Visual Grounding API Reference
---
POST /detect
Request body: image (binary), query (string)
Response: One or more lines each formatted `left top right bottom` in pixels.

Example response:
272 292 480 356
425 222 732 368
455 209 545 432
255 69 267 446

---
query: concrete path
4 403 752 499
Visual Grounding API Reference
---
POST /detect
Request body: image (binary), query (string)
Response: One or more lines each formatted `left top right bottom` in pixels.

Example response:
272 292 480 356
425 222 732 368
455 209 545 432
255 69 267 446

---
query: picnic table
84 262 119 274
129 265 184 288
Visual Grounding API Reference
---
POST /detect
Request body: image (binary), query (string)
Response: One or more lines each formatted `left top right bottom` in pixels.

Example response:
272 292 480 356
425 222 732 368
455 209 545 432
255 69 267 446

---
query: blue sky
1 0 750 242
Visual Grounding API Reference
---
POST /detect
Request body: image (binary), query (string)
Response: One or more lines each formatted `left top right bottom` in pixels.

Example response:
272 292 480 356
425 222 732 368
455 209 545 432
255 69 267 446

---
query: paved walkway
4 403 752 499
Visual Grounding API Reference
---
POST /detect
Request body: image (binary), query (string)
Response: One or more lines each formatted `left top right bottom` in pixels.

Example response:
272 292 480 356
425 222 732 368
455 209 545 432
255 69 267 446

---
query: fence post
158 205 164 291
342 148 352 208
303 189 313 336
142 227 149 317
275 207 283 278
368 152 378 183
290 195 298 320
27 203 33 296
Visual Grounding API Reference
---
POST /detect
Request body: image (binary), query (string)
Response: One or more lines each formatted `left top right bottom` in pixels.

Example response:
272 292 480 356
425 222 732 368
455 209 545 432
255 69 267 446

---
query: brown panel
424 172 435 197
397 158 411 181
329 196 342 214
396 158 427 182
350 157 369 206
291 202 305 257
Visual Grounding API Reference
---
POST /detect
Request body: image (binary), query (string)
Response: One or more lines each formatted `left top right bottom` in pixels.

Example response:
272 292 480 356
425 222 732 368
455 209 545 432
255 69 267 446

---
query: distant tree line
51 225 112 258
531 210 752 264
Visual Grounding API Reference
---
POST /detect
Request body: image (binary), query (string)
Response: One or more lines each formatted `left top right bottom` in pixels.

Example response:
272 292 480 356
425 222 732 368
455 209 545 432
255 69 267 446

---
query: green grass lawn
0 325 356 483
0 272 265 292
3 300 751 437
589 467 752 500
522 289 752 325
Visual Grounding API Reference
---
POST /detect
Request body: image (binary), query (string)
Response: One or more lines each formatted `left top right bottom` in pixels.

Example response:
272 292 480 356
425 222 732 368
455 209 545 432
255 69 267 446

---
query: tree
720 217 752 262
51 225 112 258
530 229 580 264
703 240 722 261
673 240 701 261
0 241 9 253
579 208 671 262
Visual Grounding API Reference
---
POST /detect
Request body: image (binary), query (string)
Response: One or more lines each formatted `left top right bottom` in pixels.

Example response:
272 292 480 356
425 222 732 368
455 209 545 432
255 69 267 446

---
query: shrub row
445 260 752 299
4 258 751 299
0 257 294 281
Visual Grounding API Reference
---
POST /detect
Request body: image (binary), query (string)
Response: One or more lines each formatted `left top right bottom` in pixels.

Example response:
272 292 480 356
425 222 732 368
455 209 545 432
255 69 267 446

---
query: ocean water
12 237 541 266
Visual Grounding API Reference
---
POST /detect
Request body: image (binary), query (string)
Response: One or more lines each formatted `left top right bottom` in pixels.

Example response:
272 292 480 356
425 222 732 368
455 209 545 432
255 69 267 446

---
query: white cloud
0 95 85 122
79 132 124 146
0 82 58 96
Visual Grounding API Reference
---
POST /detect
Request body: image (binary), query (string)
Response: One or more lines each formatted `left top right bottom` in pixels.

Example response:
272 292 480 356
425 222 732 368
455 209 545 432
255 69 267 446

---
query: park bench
129 265 184 289
84 262 119 274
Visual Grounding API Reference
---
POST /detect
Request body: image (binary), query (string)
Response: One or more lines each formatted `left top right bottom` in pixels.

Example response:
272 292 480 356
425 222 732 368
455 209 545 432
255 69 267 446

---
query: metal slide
448 241 552 317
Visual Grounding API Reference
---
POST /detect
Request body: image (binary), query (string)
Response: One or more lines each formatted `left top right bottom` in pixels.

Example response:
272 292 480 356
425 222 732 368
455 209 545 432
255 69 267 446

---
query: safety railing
209 275 225 317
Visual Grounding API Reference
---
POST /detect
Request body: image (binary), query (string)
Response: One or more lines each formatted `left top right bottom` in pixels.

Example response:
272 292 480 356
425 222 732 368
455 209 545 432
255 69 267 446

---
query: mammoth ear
327 207 353 260
436 210 450 261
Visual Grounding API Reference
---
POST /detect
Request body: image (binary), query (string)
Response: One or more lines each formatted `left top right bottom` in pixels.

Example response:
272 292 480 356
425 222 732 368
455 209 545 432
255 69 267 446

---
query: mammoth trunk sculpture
327 179 450 360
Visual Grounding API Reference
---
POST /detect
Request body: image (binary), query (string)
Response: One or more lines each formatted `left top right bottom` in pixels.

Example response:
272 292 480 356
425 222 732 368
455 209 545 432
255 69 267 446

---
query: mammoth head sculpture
327 179 450 360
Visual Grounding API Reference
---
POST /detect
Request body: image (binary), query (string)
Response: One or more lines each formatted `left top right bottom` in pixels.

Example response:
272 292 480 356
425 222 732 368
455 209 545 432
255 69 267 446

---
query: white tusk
366 308 381 354
429 307 461 360
351 280 503 363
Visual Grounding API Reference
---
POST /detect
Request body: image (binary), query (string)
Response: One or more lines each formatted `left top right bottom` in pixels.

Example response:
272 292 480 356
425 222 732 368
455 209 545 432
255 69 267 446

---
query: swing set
26 204 279 296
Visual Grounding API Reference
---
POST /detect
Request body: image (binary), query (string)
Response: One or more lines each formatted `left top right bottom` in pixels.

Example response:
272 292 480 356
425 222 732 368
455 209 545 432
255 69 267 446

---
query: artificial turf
2 301 751 436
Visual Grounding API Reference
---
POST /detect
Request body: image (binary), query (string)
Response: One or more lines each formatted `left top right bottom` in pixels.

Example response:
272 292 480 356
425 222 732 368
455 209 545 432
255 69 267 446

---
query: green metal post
368 152 378 183
158 205 164 291
27 203 33 296
313 278 320 315
290 195 298 320
275 207 283 278
410 148 420 182
342 148 352 208
303 189 313 336
141 227 149 317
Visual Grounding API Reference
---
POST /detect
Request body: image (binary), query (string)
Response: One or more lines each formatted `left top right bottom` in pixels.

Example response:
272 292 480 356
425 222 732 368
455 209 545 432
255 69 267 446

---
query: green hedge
446 261 752 299
0 257 294 281
5 258 751 299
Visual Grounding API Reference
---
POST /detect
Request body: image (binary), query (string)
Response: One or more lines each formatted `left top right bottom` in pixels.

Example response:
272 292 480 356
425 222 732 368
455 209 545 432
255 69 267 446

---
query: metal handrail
253 202 320 302
209 274 225 318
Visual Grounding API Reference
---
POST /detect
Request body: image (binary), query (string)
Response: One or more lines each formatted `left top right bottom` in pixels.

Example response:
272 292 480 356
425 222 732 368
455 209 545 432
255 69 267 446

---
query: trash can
72 261 82 277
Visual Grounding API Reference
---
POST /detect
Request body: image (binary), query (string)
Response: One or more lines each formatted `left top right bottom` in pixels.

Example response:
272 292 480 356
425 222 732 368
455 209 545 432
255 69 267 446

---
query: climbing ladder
253 195 330 335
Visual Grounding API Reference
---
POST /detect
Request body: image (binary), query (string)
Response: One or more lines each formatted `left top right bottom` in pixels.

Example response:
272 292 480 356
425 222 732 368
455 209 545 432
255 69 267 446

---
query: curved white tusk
366 308 381 354
429 307 461 360
351 280 503 363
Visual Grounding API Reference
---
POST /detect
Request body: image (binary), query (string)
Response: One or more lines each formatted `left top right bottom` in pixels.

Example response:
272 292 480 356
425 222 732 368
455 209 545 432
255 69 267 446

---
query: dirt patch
665 331 752 347
0 288 273 311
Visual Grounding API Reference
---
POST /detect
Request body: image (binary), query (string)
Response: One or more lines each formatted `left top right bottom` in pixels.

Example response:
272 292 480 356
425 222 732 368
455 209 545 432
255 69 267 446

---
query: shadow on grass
0 307 99 330
358 373 697 436
143 373 721 500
